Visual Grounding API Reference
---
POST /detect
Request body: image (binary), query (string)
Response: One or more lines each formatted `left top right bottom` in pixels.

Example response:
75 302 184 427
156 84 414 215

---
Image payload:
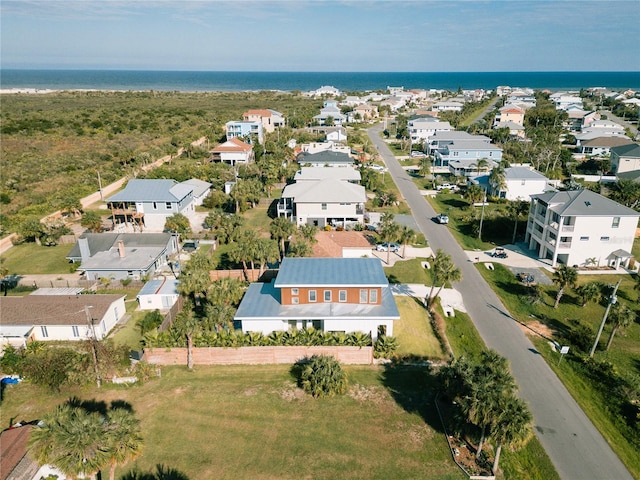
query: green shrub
298 355 348 398
374 335 398 359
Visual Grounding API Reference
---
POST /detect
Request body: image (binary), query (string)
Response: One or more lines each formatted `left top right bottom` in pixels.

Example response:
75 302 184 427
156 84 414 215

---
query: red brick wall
143 346 373 365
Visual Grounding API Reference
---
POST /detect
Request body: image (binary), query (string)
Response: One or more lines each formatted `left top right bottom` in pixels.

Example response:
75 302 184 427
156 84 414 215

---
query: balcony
558 242 572 249
561 225 575 232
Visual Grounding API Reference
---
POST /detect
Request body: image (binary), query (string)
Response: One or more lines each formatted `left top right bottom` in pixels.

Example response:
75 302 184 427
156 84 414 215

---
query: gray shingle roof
611 143 640 158
532 189 639 217
297 151 354 165
106 179 193 203
67 233 174 260
274 258 388 287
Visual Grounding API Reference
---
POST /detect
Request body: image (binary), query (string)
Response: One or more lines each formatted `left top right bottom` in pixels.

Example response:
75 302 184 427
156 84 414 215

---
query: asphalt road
367 125 633 480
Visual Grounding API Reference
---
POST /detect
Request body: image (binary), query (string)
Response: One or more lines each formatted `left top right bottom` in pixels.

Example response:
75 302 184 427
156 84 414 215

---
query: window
321 203 327 210
600 236 610 241
339 290 347 302
165 202 172 209
612 217 620 228
309 290 317 302
359 289 368 303
292 297 299 305
291 288 299 296
153 202 158 210
72 325 79 337
40 326 48 338
369 289 378 303
324 290 332 302
580 236 589 241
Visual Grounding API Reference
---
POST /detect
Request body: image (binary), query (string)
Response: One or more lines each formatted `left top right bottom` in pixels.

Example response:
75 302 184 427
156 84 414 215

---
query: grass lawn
0 243 74 275
0 365 465 480
384 258 432 284
394 296 445 359
110 310 146 350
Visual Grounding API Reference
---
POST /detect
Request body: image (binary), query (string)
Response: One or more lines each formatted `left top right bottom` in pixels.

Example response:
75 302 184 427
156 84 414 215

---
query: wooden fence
143 345 373 365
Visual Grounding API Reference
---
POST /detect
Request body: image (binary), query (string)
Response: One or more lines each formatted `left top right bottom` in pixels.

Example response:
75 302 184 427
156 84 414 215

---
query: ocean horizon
1 69 639 93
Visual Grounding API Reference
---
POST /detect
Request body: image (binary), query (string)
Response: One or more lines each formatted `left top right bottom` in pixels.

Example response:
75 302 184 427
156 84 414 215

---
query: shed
137 278 180 311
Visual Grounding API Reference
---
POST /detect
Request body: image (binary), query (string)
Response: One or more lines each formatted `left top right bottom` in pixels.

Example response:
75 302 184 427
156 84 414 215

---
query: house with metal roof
225 120 264 144
296 150 356 168
67 232 178 281
277 178 366 227
234 257 399 340
472 166 553 201
0 294 126 348
293 166 361 183
106 179 197 232
136 277 179 311
525 189 639 268
181 178 212 206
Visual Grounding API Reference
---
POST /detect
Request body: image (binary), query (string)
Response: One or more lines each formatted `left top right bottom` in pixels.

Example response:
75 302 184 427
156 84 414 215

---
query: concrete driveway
367 124 633 480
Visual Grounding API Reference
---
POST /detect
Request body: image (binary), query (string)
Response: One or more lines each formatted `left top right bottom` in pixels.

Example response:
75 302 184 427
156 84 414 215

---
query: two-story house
293 166 361 184
408 116 453 145
225 120 264 144
242 109 285 133
433 138 503 168
431 100 463 112
313 101 346 126
525 189 639 268
209 137 255 166
493 104 525 126
234 257 399 340
473 166 553 200
579 137 634 158
106 179 197 232
278 177 366 228
296 150 356 168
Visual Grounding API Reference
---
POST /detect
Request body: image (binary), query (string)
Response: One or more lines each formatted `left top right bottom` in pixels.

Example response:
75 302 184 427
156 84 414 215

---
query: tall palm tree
298 223 318 246
471 158 490 176
552 264 578 308
177 269 210 308
29 403 110 480
426 249 462 311
254 238 280 275
270 216 296 260
228 229 260 280
507 200 529 244
104 408 144 480
379 212 400 264
488 166 506 197
398 225 416 259
173 305 199 369
575 281 602 307
206 277 246 309
605 302 636 351
490 394 533 474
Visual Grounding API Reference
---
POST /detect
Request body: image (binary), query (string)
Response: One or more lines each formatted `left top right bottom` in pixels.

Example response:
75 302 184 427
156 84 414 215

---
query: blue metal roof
234 281 399 320
274 258 388 288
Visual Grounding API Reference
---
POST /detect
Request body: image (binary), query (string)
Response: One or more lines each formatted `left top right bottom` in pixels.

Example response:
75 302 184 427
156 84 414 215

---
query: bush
373 335 398 359
298 355 348 398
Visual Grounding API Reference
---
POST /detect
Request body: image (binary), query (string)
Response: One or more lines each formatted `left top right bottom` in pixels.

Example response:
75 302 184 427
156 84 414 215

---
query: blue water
1 70 639 92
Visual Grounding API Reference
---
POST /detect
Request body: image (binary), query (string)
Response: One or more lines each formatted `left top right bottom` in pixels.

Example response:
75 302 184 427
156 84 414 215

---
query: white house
579 137 635 158
299 141 351 156
277 178 366 227
294 166 361 184
488 167 553 201
209 137 254 166
610 143 640 174
234 257 399 340
180 178 212 206
434 139 503 168
408 116 453 144
525 189 639 268
0 294 126 348
313 101 346 126
297 150 356 168
137 278 180 311
550 93 583 110
431 101 464 112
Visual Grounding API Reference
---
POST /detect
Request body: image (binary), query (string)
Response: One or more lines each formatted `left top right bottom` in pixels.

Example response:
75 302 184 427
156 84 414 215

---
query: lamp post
589 279 621 357
84 305 101 388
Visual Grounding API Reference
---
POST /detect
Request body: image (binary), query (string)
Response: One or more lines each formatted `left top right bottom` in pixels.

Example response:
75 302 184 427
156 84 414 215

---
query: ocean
1 70 639 93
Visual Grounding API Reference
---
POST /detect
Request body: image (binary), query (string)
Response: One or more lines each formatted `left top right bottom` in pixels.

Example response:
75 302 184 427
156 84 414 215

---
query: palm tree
298 223 318 246
378 212 400 264
398 225 416 259
300 355 348 398
173 305 199 369
29 403 110 480
552 264 578 308
228 229 260 280
575 281 602 307
507 200 529 244
605 302 636 351
418 155 432 177
206 277 246 309
177 269 210 308
254 238 280 275
104 407 144 480
426 249 462 311
465 184 485 205
488 166 506 197
471 158 490 176
489 394 533 474
270 216 296 260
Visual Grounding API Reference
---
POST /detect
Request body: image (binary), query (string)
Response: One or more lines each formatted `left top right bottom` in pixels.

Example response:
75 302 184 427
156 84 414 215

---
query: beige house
494 104 525 126
242 109 285 133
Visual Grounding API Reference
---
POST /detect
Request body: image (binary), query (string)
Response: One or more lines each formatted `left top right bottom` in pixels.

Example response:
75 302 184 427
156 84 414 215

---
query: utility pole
478 193 487 240
589 279 621 357
84 305 101 387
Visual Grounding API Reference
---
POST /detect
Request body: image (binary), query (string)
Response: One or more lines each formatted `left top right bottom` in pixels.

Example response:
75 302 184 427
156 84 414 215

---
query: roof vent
585 201 591 207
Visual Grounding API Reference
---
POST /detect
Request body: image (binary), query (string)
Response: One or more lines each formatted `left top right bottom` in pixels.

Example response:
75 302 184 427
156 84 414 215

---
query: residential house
294 166 361 184
313 101 346 126
326 127 347 143
225 120 264 144
493 121 526 140
242 109 285 133
579 137 634 158
379 96 406 112
0 294 126 347
67 232 178 281
106 179 196 232
209 137 255 166
525 189 639 268
550 92 583 110
234 257 399 340
610 143 640 174
431 100 463 112
564 107 599 131
307 85 342 97
180 178 212 206
506 89 536 109
277 178 366 227
352 103 378 122
299 141 351 156
297 150 356 168
449 158 499 178
341 95 365 107
474 166 552 200
493 104 525 126
137 278 180 311
408 116 453 144
430 134 502 168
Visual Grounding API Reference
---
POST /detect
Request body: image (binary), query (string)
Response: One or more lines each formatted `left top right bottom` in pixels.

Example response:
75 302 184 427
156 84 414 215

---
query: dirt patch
348 384 389 404
519 320 554 339
278 382 308 402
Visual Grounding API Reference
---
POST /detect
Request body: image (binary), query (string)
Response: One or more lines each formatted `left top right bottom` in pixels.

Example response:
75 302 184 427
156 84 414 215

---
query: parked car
490 247 508 259
436 183 457 191
435 214 449 224
369 164 387 172
376 242 400 252
411 151 427 157
182 240 199 252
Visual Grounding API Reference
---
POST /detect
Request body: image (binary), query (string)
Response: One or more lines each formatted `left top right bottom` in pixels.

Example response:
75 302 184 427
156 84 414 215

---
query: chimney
118 240 126 258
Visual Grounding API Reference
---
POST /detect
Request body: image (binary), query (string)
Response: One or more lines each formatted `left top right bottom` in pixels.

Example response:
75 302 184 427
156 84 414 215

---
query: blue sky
1 0 639 72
